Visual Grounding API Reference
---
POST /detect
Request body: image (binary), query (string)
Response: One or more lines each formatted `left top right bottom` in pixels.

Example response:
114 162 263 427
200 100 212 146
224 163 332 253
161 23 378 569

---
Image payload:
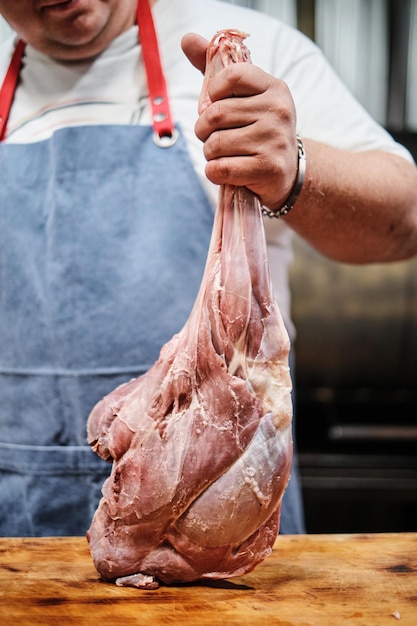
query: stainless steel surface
290 236 417 389
289 236 417 533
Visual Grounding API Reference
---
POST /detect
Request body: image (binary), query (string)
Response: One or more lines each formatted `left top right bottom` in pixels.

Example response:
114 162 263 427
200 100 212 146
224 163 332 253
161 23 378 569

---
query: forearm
283 139 417 264
181 33 417 264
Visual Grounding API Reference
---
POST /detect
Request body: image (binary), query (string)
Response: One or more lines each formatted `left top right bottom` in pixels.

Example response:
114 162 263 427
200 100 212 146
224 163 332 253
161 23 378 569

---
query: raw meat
86 29 293 589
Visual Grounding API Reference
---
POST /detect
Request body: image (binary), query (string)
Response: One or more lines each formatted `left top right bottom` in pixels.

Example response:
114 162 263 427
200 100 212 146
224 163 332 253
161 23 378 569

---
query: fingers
181 32 209 73
205 62 273 102
203 131 297 205
194 63 298 208
182 34 299 210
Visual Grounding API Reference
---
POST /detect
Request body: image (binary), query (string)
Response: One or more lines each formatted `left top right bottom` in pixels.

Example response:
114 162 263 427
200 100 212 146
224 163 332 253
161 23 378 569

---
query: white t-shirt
0 0 413 336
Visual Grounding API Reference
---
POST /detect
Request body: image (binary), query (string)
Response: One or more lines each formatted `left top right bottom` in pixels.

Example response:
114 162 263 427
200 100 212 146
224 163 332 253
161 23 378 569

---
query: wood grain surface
0 533 416 625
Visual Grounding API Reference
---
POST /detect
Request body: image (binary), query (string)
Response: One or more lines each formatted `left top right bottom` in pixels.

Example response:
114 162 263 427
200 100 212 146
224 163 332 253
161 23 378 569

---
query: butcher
0 0 416 539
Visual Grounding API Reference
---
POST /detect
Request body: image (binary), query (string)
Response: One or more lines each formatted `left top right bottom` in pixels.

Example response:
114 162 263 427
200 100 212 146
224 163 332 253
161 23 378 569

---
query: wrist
262 135 306 218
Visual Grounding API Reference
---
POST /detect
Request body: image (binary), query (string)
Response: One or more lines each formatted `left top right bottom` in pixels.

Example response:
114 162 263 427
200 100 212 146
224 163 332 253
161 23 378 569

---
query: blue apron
0 1 304 537
0 123 217 536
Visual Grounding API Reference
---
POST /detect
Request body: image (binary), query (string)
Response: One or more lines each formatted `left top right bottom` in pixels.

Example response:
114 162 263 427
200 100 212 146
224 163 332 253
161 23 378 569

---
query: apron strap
0 39 26 142
137 0 178 147
0 2 177 147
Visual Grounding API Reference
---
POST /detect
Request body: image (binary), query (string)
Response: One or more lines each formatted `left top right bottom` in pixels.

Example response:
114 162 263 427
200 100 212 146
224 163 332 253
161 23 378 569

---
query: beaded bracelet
262 135 306 218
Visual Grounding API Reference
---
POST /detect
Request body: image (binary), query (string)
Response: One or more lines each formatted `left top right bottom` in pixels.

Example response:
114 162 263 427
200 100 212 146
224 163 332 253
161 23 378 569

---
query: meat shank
86 29 293 589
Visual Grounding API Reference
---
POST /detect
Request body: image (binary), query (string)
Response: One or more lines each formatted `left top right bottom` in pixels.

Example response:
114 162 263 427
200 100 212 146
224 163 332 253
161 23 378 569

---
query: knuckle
205 100 224 128
205 130 223 160
217 158 232 180
221 63 240 84
205 158 231 185
194 117 206 142
277 105 294 126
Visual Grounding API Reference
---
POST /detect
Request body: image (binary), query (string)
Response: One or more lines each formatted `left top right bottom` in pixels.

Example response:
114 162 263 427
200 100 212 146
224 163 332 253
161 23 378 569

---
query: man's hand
181 32 299 211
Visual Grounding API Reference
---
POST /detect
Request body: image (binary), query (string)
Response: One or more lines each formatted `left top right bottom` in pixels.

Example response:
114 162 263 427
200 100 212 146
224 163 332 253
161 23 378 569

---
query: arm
287 141 417 263
182 33 417 264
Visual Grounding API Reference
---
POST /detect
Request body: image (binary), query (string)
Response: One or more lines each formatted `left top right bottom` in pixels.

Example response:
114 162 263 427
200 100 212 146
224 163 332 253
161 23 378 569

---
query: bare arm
182 33 417 264
287 141 417 263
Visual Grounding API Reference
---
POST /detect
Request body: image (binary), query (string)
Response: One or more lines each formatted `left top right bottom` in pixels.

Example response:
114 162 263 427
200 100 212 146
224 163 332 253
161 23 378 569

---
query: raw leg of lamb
86 29 293 589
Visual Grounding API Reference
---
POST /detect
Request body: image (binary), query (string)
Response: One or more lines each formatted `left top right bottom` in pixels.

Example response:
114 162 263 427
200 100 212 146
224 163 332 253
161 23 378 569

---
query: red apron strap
0 3 177 146
0 39 26 142
137 0 177 146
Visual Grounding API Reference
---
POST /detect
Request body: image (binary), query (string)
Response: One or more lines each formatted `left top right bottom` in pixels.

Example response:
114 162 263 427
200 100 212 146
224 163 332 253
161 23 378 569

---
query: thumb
181 32 209 74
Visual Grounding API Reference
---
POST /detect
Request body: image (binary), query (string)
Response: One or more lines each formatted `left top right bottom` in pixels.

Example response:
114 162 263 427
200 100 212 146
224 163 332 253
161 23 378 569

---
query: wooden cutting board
0 533 416 625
